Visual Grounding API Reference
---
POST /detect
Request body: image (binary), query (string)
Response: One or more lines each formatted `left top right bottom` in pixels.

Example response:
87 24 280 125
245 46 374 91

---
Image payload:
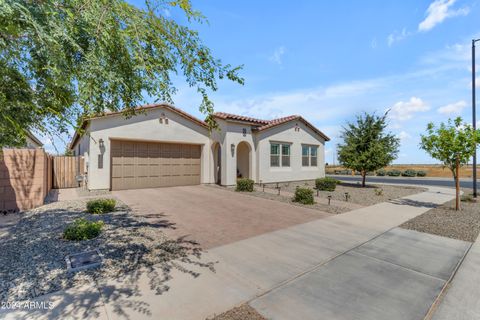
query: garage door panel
111 140 201 190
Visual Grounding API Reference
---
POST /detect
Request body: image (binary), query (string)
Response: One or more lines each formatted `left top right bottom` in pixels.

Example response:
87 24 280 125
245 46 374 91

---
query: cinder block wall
0 149 52 212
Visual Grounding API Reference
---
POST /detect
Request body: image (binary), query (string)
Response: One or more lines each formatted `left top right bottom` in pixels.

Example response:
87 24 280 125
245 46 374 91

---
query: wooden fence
53 156 84 189
0 149 53 212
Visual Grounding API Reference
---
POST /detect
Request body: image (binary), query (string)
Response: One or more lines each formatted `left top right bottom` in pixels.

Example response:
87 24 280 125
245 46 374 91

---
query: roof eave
257 117 330 141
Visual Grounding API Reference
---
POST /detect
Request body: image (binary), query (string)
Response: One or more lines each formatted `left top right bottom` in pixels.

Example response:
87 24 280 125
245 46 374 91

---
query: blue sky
47 0 479 164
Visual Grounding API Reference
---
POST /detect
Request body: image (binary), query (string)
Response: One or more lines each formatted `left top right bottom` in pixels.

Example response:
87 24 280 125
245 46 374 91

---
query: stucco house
25 131 44 149
70 103 329 190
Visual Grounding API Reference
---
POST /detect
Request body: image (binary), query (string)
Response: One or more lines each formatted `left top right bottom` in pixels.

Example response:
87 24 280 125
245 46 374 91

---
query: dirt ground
326 164 479 178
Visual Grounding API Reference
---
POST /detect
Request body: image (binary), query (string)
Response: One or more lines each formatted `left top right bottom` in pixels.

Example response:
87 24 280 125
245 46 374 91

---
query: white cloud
371 38 377 49
398 131 411 141
269 46 286 65
418 0 470 32
387 28 409 46
437 100 467 114
389 97 430 121
209 79 383 122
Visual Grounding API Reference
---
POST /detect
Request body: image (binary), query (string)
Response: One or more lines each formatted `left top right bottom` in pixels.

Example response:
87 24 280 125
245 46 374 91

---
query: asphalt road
327 175 477 189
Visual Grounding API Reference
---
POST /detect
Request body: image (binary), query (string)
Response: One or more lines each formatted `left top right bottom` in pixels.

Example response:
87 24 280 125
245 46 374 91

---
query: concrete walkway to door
0 185 466 320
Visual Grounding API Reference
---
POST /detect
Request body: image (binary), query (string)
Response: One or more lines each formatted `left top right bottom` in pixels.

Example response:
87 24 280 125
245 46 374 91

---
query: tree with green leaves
0 0 243 148
337 112 400 187
420 117 480 211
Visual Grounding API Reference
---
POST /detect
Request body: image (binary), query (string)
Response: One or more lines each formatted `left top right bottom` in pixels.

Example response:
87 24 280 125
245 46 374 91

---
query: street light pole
473 39 480 198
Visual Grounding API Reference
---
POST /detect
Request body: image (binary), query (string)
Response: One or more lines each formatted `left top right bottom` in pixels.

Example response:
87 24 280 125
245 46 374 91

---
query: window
310 146 318 166
302 145 318 167
270 143 280 167
282 144 290 167
302 145 309 166
271 143 291 167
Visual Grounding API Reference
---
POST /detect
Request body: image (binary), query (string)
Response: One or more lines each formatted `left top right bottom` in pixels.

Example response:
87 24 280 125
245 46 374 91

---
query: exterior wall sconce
98 138 105 169
231 143 235 157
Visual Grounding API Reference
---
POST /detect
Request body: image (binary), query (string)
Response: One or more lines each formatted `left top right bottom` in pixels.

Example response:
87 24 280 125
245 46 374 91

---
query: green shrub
315 177 339 191
461 194 475 202
374 188 384 196
63 218 104 241
376 169 386 176
416 170 427 177
386 169 401 177
293 187 315 205
86 198 116 214
236 178 254 192
401 169 417 177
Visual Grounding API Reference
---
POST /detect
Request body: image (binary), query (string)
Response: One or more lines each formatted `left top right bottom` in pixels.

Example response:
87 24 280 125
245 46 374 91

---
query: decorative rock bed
264 180 426 206
0 199 200 301
401 189 480 242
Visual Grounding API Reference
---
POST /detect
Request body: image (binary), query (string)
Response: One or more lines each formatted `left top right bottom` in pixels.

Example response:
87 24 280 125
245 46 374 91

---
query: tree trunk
455 157 460 211
361 171 366 187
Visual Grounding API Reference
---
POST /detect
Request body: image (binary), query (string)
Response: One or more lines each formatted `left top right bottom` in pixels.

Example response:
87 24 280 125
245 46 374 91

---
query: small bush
416 170 427 177
63 218 104 241
236 178 254 192
401 169 417 177
386 170 401 177
315 177 339 191
461 194 475 202
293 187 315 205
376 169 386 176
86 198 116 214
374 188 384 196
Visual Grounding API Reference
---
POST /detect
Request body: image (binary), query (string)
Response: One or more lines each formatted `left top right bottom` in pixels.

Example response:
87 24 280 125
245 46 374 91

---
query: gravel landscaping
401 189 480 242
0 198 202 301
240 189 349 214
207 304 266 320
264 180 425 206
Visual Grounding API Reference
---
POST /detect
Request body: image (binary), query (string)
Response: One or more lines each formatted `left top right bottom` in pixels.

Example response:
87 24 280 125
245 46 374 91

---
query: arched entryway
212 142 221 184
236 141 251 179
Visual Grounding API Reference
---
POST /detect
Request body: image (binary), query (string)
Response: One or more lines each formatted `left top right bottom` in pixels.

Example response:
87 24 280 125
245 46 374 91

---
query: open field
326 164 480 179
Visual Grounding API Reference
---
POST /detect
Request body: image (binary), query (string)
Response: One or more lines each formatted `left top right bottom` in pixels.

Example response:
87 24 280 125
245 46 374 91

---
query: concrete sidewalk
0 186 460 320
431 235 480 320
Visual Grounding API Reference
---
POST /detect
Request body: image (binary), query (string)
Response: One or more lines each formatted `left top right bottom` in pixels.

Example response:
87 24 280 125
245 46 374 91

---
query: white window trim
270 141 292 167
302 144 319 167
270 143 280 167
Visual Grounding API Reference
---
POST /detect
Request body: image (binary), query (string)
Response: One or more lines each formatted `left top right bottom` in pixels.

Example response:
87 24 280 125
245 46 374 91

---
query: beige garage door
111 140 201 190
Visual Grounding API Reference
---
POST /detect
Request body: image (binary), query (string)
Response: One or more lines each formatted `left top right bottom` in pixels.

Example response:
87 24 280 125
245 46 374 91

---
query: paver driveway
113 185 331 249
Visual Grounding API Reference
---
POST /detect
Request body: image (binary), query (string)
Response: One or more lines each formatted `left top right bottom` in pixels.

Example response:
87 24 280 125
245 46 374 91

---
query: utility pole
473 39 480 197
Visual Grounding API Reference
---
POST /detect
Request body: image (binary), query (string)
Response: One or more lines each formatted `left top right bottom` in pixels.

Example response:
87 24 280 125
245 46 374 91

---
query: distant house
70 103 329 190
25 131 43 149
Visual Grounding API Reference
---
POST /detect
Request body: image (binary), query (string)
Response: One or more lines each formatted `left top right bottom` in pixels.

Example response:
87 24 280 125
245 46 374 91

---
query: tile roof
215 112 331 141
70 106 330 150
70 103 208 149
254 115 330 141
88 103 208 128
213 112 270 124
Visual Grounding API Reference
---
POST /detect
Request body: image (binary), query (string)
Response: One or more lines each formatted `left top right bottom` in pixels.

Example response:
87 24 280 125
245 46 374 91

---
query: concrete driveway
113 185 330 249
